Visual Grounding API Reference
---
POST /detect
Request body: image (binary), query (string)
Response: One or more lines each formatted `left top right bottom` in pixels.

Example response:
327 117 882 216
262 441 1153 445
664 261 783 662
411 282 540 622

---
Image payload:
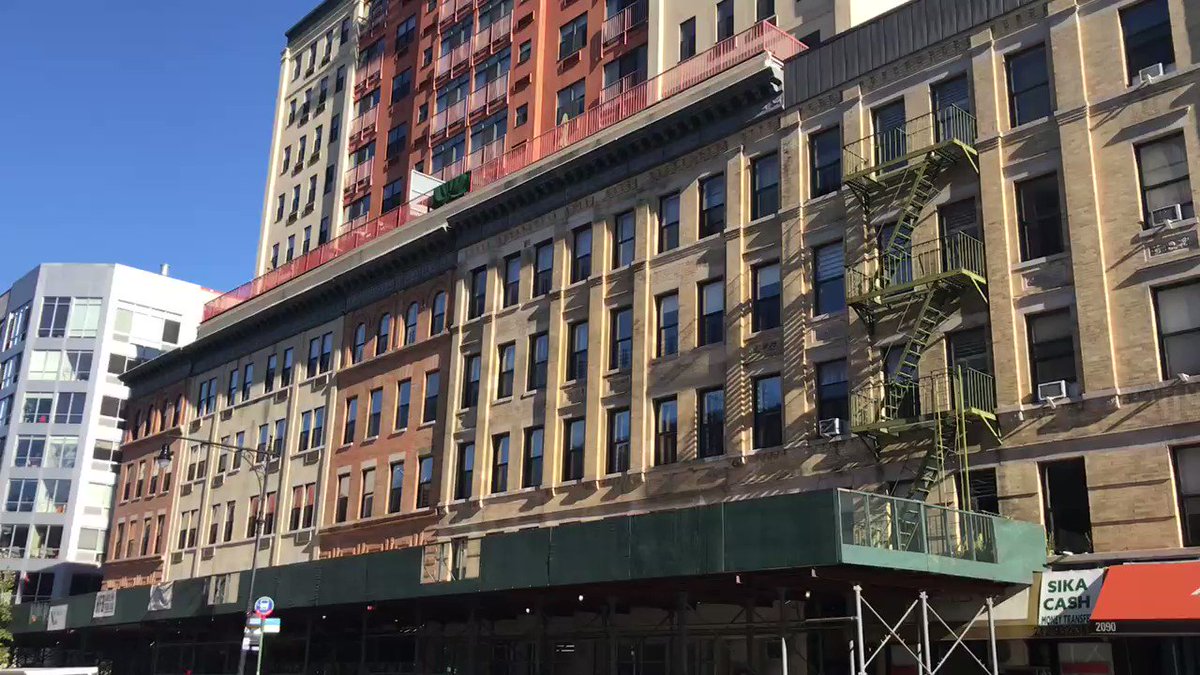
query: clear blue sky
0 1 312 294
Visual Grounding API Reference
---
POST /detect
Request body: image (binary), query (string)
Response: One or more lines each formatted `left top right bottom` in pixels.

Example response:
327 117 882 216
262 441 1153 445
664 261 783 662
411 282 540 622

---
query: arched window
404 303 420 345
352 323 367 363
376 313 391 356
431 292 447 335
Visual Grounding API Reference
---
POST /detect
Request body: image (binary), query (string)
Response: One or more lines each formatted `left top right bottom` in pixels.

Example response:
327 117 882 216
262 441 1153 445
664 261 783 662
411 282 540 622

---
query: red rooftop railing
202 22 803 322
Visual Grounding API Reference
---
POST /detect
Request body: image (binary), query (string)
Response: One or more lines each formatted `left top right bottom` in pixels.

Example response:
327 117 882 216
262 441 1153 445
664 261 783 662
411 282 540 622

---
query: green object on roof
431 171 471 209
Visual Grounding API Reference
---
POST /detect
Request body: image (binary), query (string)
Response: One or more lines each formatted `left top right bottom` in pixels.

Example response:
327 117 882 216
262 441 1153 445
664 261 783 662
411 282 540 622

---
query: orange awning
1091 561 1200 621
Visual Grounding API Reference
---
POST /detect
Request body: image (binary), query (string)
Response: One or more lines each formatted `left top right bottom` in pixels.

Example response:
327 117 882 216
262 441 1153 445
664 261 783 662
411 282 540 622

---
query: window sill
494 396 513 405
1011 251 1068 271
804 190 842 207
521 389 542 399
1124 63 1179 91
1138 216 1196 239
419 420 436 429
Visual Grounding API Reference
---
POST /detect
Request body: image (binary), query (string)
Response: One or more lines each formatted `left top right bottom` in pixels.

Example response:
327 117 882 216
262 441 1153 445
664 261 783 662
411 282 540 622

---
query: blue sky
0 2 311 294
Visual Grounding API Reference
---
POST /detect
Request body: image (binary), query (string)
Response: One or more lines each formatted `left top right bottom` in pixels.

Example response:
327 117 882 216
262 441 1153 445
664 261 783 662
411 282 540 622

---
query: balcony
430 98 467 135
354 55 383 98
358 8 388 43
846 231 988 306
468 73 509 115
434 136 506 180
202 22 805 322
850 367 997 434
472 13 512 56
842 106 977 185
439 0 474 26
435 42 471 80
601 0 648 50
600 71 645 103
342 158 375 203
348 108 379 151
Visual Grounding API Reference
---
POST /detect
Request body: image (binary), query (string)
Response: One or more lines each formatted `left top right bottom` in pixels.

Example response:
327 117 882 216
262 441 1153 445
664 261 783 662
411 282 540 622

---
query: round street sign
254 596 275 617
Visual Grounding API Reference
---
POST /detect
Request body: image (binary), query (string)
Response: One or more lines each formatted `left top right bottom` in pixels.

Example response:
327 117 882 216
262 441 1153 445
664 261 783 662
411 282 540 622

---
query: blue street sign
254 596 275 617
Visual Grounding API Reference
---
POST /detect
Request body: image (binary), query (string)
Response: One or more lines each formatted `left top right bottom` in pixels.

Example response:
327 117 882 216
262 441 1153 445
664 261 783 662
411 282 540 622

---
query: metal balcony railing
202 22 804 322
468 73 509 114
843 106 976 180
436 42 471 79
838 489 998 562
600 71 645 103
473 13 512 54
434 136 506 180
850 367 996 431
431 98 467 134
846 231 987 302
602 0 648 46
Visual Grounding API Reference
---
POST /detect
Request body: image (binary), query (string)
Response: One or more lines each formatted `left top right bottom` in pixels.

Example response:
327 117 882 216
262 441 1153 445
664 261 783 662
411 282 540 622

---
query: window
657 294 679 357
563 418 585 481
352 323 367 364
514 104 528 127
524 332 549 391
431 292 447 334
15 437 45 467
281 348 294 386
463 354 481 408
503 254 521 306
265 354 278 393
756 0 774 21
699 175 726 237
957 468 999 515
679 18 696 60
716 0 734 40
298 409 314 452
456 443 474 500
224 502 236 542
534 241 554 296
610 307 633 370
321 332 334 372
872 99 907 166
1175 446 1200 546
658 193 680 252
335 64 347 92
948 327 991 376
1041 458 1092 554
403 303 419 346
376 314 392 356
1016 173 1064 261
65 299 101 338
382 179 405 213
752 263 781 332
343 396 358 444
391 69 412 103
606 408 631 474
816 360 849 426
699 279 724 345
556 80 586 123
497 343 516 399
655 397 678 465
1136 133 1194 226
392 380 411 431
360 468 376 518
6 479 36 512
808 127 842 199
54 392 85 424
227 368 240 406
242 363 254 401
387 123 408 160
571 225 593 283
751 153 780 219
367 388 383 438
274 418 287 455
335 475 350 523
38 297 70 337
423 371 440 423
1028 310 1077 396
1006 45 1051 127
491 434 510 494
388 461 404 513
611 211 636 268
1154 281 1200 378
469 267 487 319
698 388 725 458
559 13 587 60
346 195 371 222
753 375 783 449
518 40 532 63
567 321 588 382
931 75 971 141
1121 0 1174 82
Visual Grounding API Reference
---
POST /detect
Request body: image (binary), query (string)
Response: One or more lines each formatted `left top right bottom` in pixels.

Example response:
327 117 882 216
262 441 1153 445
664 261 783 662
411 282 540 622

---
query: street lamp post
156 433 279 675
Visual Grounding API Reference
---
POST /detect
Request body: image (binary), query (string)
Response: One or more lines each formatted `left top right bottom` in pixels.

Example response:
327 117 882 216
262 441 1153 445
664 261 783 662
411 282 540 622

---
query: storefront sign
1038 569 1104 626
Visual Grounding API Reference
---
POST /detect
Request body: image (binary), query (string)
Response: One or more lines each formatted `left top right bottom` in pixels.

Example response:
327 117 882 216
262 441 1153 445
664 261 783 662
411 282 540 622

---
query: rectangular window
657 294 679 358
298 410 313 452
497 343 516 399
753 375 783 449
809 127 841 199
523 426 544 488
655 397 678 466
872 99 907 166
931 74 972 142
679 17 696 59
1120 0 1175 82
491 434 509 494
698 388 725 458
265 354 277 393
567 322 588 382
463 354 481 408
367 388 383 438
563 418 585 481
816 360 849 426
957 468 1000 515
716 0 734 40
335 475 350 523
1174 446 1200 546
343 396 358 445
948 327 991 376
1006 45 1051 127
1154 281 1200 379
752 263 781 332
610 307 633 371
534 241 554 297
227 368 240 406
751 153 780 219
658 193 680 252
38 297 70 338
613 211 635 268
417 456 434 508
469 267 487 319
242 363 254 400
699 279 724 346
607 408 631 474
456 443 474 500
360 467 375 518
1136 133 1194 227
1041 458 1092 554
54 392 85 424
1016 174 1064 261
388 461 404 513
503 254 521 307
699 175 726 238
571 225 593 283
528 332 549 391
1028 309 1078 397
395 380 411 430
555 79 586 122
558 13 588 60
281 348 294 386
423 371 440 423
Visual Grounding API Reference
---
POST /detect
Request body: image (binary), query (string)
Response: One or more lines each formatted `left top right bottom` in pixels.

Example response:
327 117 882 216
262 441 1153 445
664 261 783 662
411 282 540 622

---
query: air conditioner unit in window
818 418 842 439
1150 203 1183 226
1138 62 1165 85
1036 380 1068 405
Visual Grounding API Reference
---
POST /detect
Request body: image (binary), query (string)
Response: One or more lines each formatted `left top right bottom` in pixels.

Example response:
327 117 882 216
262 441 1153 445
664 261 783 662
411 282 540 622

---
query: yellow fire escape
841 106 997 542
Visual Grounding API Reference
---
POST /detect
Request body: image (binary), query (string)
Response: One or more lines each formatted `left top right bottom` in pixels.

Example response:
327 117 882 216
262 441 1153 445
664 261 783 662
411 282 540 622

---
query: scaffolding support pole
987 597 999 675
854 585 867 675
919 591 932 675
849 640 856 675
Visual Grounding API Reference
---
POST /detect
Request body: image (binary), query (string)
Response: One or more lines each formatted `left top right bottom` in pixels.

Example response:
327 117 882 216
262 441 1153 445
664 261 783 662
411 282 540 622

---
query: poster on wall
93 589 116 618
1037 569 1105 626
46 605 67 632
148 580 174 611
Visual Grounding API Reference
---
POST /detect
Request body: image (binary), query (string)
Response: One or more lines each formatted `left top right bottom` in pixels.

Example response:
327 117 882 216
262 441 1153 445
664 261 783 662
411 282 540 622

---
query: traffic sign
254 596 275 617
263 617 281 634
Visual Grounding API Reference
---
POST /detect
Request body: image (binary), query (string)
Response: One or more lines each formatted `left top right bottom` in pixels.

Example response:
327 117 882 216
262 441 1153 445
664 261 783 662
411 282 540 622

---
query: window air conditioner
1150 203 1183 226
1138 62 1165 85
1036 380 1068 404
818 418 842 439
